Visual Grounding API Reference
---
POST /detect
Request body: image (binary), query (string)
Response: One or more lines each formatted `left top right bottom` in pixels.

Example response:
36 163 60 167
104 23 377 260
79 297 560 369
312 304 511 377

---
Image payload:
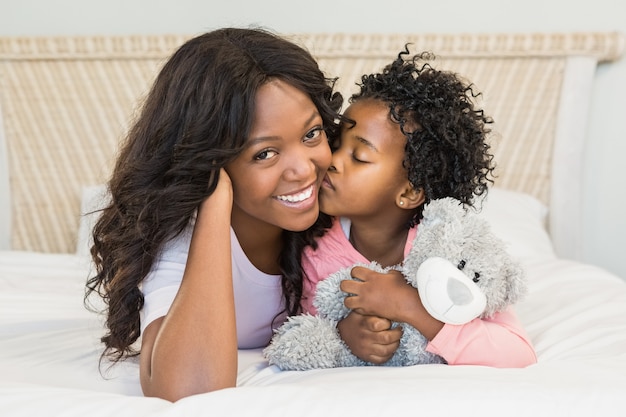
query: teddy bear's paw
263 315 348 371
396 326 447 365
314 262 390 320
416 257 486 325
314 268 352 320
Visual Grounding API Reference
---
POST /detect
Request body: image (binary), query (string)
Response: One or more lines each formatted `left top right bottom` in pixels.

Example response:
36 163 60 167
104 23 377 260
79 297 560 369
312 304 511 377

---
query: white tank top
140 224 284 349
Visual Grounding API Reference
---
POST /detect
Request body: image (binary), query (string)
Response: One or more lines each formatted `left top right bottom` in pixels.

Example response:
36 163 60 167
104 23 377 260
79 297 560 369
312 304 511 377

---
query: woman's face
226 79 331 233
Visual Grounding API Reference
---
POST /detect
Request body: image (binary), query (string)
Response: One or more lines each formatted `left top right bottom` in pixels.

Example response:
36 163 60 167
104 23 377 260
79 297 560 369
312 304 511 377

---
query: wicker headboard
0 32 624 255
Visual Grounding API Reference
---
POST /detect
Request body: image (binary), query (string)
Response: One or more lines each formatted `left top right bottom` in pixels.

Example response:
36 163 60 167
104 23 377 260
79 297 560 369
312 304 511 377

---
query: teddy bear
263 197 527 371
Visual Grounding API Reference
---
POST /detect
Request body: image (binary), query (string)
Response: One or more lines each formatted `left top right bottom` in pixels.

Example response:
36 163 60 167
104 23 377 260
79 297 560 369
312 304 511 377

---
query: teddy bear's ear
421 197 467 227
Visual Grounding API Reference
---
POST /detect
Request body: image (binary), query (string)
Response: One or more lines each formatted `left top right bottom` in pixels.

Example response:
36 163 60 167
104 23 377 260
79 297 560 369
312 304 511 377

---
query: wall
2 0 625 280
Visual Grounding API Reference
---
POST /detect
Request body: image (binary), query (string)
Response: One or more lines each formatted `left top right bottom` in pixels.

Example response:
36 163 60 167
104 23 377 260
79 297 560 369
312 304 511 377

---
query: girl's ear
397 183 425 209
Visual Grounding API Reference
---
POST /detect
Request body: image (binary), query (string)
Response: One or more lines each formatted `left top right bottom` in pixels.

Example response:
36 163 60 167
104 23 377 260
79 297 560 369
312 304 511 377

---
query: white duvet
2 189 626 417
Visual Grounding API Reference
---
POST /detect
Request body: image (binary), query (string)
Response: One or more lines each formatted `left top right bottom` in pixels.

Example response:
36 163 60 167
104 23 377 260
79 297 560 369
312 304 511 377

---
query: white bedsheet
2 190 626 416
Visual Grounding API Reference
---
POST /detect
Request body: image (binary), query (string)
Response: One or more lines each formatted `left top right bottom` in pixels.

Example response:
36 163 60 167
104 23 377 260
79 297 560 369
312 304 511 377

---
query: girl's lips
322 174 334 190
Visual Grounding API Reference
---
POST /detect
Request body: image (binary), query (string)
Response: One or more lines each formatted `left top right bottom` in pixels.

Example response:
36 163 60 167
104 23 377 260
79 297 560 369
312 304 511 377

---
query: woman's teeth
276 186 313 202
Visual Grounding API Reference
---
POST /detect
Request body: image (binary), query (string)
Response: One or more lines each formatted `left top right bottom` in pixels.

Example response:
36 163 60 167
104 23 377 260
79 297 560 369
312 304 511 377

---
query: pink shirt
301 218 537 368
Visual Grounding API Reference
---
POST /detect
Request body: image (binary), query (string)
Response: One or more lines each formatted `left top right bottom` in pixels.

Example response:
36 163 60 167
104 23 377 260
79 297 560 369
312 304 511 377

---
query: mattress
2 189 625 416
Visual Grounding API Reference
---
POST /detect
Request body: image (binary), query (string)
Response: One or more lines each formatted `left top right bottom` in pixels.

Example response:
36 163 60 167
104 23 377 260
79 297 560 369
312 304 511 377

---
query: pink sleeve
301 248 323 315
425 307 537 368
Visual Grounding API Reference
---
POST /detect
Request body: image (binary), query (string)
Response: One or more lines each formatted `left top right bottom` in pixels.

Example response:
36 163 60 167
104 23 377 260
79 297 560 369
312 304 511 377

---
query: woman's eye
254 149 278 161
304 127 323 142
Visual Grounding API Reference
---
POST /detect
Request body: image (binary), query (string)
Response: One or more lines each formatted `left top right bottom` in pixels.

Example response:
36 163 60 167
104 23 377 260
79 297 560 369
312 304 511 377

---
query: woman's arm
340 267 536 367
139 171 238 401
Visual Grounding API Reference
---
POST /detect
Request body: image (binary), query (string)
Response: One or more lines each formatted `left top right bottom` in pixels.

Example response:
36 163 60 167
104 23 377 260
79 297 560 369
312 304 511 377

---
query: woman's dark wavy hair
350 48 495 226
85 27 343 364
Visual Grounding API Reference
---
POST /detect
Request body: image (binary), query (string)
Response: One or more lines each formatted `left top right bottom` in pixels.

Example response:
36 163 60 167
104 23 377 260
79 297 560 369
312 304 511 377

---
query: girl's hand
341 266 445 340
341 267 420 323
337 311 402 364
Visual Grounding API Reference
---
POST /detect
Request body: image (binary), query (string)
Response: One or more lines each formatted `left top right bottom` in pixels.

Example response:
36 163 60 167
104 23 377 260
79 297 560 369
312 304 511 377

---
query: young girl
301 50 537 368
85 28 345 401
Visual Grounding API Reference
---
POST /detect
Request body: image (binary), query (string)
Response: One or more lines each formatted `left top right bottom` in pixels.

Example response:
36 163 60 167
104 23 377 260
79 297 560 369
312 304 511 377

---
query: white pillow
475 187 555 261
76 184 108 257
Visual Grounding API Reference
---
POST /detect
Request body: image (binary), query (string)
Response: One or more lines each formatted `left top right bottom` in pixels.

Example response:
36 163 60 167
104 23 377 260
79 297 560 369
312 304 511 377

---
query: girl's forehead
345 97 387 112
342 101 407 151
346 99 420 136
344 99 395 129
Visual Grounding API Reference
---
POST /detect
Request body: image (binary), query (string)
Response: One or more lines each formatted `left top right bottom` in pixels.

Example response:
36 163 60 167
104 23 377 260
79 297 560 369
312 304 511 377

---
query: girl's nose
329 150 343 172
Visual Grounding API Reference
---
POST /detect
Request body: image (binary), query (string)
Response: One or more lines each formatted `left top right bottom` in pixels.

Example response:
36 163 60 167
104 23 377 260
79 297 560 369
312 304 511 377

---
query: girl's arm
139 170 238 401
336 312 403 364
340 267 536 367
425 307 537 367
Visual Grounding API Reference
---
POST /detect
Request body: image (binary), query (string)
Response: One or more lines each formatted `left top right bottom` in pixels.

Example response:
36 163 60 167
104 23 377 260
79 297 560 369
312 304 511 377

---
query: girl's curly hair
85 28 343 365
350 48 495 225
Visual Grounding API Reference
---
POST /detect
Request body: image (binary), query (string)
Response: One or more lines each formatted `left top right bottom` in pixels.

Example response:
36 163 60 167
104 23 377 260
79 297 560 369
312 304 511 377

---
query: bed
1 32 626 416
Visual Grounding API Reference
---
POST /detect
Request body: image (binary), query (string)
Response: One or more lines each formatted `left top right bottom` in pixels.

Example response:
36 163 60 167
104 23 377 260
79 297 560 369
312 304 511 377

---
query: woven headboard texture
0 32 623 253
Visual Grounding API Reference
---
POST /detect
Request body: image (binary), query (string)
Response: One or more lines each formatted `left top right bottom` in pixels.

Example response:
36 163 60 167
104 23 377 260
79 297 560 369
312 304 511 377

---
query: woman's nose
283 147 319 180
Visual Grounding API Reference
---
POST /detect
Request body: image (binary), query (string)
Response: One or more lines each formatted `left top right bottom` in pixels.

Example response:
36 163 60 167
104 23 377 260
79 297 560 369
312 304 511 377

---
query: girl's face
320 98 409 221
226 79 331 233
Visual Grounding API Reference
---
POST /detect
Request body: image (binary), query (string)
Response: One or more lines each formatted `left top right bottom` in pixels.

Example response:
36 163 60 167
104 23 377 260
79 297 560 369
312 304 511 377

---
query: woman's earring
400 201 404 206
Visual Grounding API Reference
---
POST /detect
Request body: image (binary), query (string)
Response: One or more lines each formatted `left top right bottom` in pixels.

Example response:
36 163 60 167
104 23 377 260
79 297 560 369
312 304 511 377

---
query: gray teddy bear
263 197 527 370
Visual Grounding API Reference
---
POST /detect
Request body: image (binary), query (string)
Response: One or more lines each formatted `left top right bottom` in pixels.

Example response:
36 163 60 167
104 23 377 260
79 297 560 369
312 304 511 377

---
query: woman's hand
200 168 233 213
337 311 402 364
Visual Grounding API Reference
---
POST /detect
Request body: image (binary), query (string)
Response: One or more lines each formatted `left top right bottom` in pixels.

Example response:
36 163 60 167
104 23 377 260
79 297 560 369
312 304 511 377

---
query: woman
85 27 343 401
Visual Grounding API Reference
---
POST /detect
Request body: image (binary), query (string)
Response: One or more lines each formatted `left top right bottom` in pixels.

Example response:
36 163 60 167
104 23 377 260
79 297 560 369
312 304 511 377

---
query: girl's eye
352 154 366 163
254 149 278 161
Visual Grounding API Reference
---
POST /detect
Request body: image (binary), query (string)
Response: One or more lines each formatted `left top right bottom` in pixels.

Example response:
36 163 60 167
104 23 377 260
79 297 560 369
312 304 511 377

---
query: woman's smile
275 184 317 209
